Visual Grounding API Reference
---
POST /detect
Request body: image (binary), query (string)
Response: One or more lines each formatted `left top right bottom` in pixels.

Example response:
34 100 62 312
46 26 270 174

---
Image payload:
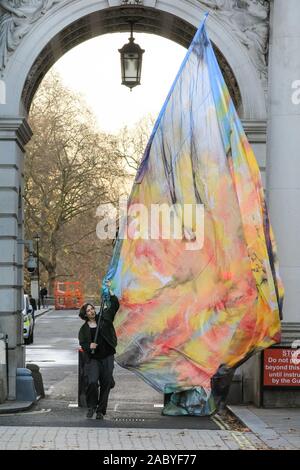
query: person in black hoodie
78 289 119 419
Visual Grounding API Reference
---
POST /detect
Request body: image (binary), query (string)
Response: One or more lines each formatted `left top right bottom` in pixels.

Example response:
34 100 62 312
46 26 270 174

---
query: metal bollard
26 363 45 398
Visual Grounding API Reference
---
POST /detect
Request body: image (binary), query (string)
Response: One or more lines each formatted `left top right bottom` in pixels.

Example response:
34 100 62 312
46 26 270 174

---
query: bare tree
25 72 126 293
117 114 155 176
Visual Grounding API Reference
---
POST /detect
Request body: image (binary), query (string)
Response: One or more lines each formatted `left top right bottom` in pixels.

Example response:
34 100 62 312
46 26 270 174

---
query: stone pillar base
232 323 300 408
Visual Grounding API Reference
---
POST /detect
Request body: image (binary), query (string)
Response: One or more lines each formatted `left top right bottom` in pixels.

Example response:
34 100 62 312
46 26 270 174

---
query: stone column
0 117 32 400
263 0 300 406
227 120 267 407
267 1 300 326
242 120 267 187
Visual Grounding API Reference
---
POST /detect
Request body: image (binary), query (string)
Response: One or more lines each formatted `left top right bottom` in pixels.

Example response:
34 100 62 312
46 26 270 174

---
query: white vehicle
22 294 34 345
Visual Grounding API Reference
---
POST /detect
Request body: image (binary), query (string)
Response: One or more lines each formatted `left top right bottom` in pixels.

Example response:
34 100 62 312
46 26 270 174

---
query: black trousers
84 355 114 414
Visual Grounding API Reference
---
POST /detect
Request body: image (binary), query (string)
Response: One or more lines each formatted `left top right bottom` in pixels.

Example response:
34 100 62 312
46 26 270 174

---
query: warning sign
263 348 300 387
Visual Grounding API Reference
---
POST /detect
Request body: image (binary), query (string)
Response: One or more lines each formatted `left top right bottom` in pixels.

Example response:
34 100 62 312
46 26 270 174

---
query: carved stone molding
0 116 32 149
0 0 72 72
241 119 266 143
121 0 143 5
280 322 300 346
199 0 270 82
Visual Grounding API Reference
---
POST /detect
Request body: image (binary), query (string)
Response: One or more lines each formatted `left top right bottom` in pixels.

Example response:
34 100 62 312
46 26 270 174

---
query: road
1 309 220 429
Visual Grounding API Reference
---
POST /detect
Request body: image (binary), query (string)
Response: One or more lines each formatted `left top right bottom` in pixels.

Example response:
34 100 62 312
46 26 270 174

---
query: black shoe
86 408 95 418
96 411 104 420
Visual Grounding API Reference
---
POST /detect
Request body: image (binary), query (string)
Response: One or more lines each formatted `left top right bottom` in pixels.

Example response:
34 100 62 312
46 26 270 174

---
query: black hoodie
78 295 119 359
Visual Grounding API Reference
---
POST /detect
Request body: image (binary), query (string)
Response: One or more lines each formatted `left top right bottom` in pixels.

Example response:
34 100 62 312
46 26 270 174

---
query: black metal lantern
119 22 145 91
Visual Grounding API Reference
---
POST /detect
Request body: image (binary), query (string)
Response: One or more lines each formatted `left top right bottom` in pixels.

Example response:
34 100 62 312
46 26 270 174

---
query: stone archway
0 0 268 400
21 10 242 115
1 0 267 118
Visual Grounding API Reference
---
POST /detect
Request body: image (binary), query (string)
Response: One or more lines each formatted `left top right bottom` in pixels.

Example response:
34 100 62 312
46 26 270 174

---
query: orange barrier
54 281 84 310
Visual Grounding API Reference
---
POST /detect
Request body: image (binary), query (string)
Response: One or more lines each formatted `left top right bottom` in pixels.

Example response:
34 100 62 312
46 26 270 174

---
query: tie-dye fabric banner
103 15 284 416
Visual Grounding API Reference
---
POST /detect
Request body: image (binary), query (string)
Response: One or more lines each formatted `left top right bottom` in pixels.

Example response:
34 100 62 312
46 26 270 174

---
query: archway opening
21 13 241 424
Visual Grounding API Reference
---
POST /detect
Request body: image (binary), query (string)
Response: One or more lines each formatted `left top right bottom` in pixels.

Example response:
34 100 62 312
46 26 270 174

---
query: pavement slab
228 406 299 450
0 425 266 450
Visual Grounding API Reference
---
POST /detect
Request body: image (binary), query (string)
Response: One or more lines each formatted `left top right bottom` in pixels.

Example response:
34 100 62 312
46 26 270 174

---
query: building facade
0 0 299 404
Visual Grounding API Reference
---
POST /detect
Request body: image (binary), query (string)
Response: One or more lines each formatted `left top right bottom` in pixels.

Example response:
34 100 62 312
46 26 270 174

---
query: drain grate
113 418 146 422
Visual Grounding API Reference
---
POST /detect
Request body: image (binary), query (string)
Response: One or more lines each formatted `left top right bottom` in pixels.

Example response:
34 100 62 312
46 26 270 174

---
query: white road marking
0 409 51 417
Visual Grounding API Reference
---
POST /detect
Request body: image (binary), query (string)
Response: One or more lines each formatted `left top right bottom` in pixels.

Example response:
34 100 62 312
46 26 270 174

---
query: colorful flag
103 15 283 416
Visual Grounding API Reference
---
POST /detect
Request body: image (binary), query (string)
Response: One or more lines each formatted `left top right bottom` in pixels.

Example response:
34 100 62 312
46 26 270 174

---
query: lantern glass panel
124 53 139 82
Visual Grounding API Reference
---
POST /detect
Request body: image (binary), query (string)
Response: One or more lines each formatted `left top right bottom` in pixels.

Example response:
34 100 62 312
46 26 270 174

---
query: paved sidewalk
0 425 267 450
229 405 300 450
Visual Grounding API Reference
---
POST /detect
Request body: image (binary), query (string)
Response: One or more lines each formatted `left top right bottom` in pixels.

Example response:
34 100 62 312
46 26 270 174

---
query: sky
53 33 186 134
